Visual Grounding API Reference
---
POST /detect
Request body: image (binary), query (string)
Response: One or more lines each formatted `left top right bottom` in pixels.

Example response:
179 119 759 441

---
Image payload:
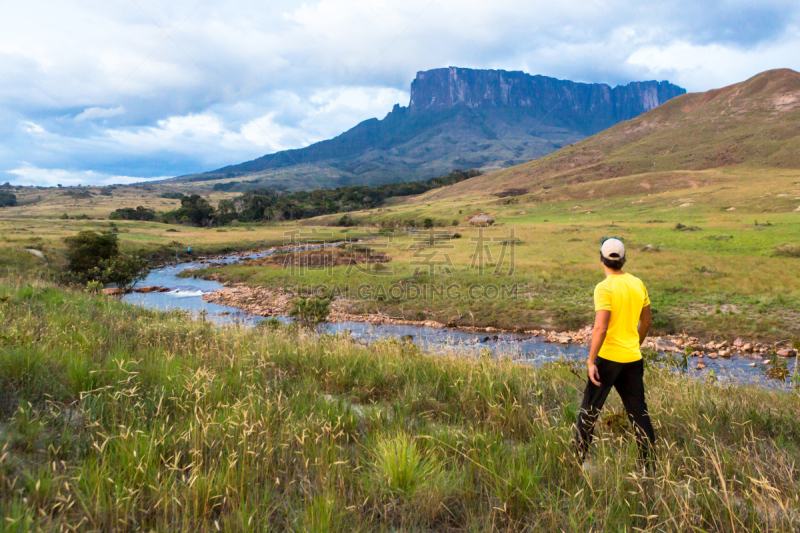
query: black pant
574 357 656 464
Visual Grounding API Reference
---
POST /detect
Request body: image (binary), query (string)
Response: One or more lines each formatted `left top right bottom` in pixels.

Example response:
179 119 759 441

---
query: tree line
110 169 480 227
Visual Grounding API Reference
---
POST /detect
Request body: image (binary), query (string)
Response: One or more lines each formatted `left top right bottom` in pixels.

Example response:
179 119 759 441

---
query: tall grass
1 278 799 531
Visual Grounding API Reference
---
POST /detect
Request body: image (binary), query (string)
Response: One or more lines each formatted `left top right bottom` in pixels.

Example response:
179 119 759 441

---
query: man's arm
587 310 610 386
638 305 652 345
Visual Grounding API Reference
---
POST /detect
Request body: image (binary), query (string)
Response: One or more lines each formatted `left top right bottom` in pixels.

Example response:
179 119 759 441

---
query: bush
675 223 701 232
64 231 119 277
289 296 331 329
0 190 17 207
337 214 354 227
159 192 185 200
98 254 150 292
258 317 283 331
423 218 434 228
85 280 103 293
109 206 155 221
773 244 800 258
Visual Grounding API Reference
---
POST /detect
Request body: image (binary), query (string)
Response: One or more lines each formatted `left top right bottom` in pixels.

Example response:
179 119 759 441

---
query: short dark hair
600 253 626 270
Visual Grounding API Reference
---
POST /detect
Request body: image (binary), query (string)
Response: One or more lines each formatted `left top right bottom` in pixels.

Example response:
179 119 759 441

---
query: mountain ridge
170 67 685 191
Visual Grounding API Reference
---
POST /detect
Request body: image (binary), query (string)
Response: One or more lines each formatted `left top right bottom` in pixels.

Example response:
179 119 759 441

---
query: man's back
593 273 649 363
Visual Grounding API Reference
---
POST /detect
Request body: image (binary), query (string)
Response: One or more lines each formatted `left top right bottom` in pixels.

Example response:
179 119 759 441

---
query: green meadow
1 279 800 531
188 167 800 339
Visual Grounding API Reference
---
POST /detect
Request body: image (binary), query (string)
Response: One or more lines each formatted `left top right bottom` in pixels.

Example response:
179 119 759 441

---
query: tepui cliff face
408 67 685 135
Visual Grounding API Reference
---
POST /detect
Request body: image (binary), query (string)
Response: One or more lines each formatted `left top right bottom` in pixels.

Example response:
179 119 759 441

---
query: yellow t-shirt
594 273 650 363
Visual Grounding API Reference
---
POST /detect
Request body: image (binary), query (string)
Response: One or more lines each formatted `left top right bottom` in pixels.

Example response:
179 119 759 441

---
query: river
122 249 792 390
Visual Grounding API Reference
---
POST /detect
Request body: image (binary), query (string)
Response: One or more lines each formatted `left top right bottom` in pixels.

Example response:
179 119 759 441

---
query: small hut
469 213 495 227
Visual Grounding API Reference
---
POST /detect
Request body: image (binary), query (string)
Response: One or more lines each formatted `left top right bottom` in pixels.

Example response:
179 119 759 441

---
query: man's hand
587 310 609 387
588 363 601 386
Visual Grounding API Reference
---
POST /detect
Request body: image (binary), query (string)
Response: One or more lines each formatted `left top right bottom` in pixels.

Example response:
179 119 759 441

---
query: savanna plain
1 163 800 531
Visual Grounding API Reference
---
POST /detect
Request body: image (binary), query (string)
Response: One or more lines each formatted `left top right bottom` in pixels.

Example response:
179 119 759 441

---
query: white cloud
74 106 126 122
7 164 170 187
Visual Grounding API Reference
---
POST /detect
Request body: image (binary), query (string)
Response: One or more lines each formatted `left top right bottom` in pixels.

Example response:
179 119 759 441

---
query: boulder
469 213 495 227
654 338 682 353
742 343 753 352
707 353 718 359
135 286 162 293
733 338 744 347
696 363 707 370
777 348 797 358
102 288 126 296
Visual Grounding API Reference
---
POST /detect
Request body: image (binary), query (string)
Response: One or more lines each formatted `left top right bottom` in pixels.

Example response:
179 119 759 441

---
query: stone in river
102 288 126 296
655 338 682 353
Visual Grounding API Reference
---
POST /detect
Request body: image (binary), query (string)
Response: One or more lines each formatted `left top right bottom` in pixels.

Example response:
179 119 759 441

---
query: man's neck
604 266 625 277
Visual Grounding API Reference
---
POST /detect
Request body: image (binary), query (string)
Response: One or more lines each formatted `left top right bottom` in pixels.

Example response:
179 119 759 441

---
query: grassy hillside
424 69 800 199
168 110 584 193
1 279 799 531
0 183 239 219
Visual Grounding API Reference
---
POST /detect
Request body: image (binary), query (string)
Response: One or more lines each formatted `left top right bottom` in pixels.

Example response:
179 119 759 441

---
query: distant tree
159 192 185 200
168 194 215 226
109 206 156 221
0 191 17 207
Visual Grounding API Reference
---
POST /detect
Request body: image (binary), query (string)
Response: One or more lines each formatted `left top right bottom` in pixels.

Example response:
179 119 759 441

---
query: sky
1 0 798 187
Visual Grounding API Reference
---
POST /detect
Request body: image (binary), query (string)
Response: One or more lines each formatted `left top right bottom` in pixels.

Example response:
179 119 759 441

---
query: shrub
98 254 150 292
0 190 17 207
64 231 119 277
675 223 701 232
109 206 155 221
773 244 800 258
337 214 354 227
371 433 445 499
159 192 185 200
423 218 434 228
289 296 331 329
258 317 283 330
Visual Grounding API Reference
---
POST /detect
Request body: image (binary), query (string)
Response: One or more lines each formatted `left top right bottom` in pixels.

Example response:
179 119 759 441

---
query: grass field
173 165 800 340
1 278 800 531
1 164 799 341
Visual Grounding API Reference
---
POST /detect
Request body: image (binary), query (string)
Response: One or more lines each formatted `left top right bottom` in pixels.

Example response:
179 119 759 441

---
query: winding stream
123 249 792 389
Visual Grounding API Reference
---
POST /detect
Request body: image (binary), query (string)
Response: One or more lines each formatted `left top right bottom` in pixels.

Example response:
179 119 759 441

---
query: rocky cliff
408 67 685 135
173 68 686 191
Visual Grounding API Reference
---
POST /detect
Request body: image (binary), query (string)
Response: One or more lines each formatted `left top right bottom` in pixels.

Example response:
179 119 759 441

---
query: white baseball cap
600 238 625 260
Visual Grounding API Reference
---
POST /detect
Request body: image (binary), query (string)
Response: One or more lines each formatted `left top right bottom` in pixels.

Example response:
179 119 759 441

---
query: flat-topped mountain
422 68 800 199
409 67 682 131
173 67 685 191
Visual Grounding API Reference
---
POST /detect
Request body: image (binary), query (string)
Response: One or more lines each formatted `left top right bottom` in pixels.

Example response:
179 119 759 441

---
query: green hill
424 69 800 199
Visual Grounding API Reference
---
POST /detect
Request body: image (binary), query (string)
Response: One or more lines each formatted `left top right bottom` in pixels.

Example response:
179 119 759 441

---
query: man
574 237 656 468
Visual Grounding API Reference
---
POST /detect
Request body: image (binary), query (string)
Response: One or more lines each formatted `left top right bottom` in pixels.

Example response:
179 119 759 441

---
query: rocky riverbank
201 284 798 363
